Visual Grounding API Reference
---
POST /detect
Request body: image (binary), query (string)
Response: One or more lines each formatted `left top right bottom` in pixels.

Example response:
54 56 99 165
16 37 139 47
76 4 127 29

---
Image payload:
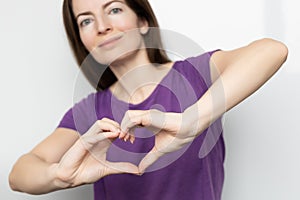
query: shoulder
209 38 288 81
76 89 111 106
168 51 217 88
68 91 107 132
161 61 175 69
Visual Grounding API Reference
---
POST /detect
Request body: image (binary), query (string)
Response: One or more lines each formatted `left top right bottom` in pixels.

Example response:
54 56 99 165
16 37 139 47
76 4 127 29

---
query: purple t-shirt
58 50 225 200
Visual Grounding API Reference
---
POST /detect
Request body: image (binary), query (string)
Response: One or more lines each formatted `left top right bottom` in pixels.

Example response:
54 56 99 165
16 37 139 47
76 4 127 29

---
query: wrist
47 163 72 190
183 103 211 136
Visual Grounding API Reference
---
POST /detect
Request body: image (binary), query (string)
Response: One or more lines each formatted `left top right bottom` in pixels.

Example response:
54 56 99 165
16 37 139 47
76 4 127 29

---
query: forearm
9 153 68 195
185 38 288 133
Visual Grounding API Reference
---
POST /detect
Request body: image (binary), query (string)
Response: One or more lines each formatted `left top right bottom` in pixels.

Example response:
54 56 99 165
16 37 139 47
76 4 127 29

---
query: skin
74 0 149 66
9 0 288 195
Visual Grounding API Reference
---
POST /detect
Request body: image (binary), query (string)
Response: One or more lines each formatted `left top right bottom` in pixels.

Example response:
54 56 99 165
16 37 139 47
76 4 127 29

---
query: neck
108 50 172 104
109 49 151 80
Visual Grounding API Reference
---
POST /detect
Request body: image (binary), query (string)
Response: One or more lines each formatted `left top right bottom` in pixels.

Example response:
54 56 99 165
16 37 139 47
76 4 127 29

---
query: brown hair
62 0 170 91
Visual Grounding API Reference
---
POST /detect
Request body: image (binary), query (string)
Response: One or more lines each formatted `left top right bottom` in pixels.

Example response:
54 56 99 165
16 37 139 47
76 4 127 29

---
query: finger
120 127 137 141
120 110 144 133
129 134 135 144
124 133 130 142
105 161 139 175
86 120 120 136
81 131 119 150
121 110 157 135
121 109 167 133
118 131 127 139
98 119 121 133
101 117 121 129
141 109 163 128
96 131 120 140
138 147 164 174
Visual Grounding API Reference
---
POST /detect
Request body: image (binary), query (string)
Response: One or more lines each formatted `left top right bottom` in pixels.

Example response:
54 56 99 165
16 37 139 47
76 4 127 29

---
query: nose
96 16 112 34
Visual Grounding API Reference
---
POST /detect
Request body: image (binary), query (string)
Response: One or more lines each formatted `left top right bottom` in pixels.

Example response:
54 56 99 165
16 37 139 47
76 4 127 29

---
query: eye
79 18 93 27
109 8 122 15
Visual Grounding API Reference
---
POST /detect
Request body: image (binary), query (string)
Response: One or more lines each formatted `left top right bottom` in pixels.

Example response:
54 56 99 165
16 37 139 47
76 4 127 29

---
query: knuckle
95 120 103 127
150 108 159 113
125 110 134 118
149 109 162 119
89 120 104 133
124 111 134 121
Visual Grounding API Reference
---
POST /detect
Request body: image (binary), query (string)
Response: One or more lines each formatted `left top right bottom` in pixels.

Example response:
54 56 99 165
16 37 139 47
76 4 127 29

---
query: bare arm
185 38 288 128
9 128 79 194
9 119 138 195
119 38 288 172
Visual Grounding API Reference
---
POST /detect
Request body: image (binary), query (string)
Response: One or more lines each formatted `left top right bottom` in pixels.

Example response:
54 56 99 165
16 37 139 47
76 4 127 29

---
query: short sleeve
184 50 224 158
185 49 221 89
57 93 99 135
57 108 76 130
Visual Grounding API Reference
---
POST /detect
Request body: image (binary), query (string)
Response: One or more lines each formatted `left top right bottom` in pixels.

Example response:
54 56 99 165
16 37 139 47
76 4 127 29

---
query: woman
9 0 288 199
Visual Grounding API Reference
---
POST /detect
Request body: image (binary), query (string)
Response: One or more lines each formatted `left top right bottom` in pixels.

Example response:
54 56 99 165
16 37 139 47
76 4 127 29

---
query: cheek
79 30 95 52
114 22 136 31
112 14 140 31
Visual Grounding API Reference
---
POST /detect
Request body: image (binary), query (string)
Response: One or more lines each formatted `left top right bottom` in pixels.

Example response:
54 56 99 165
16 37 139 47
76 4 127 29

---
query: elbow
252 38 288 73
8 155 30 193
8 156 23 192
268 38 288 62
9 167 41 195
9 169 20 192
279 42 289 63
260 38 289 64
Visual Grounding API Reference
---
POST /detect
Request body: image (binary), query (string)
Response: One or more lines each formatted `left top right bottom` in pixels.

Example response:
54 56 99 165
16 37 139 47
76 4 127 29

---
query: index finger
101 117 121 128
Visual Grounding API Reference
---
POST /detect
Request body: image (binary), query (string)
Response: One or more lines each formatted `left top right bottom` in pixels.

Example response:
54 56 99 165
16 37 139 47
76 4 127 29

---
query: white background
1 0 299 199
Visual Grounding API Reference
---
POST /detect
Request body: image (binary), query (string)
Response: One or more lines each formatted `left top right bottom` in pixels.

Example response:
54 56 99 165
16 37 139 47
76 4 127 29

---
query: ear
138 18 149 35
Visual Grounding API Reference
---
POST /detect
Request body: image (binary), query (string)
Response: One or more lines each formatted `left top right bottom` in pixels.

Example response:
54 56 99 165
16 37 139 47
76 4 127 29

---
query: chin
93 48 142 66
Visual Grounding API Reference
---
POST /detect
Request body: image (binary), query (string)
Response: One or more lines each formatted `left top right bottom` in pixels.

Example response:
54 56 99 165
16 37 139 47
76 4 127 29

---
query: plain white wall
1 0 299 199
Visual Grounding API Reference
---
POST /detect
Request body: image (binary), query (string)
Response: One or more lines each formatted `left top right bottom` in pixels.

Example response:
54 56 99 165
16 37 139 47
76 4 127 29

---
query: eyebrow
75 0 125 21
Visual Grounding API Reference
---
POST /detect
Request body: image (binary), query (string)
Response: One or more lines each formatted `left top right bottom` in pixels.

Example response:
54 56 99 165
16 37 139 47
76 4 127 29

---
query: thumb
138 147 164 174
105 161 139 176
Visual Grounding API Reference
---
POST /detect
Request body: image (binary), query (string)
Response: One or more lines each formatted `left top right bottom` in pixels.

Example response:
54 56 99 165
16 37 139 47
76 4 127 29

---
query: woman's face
72 0 149 65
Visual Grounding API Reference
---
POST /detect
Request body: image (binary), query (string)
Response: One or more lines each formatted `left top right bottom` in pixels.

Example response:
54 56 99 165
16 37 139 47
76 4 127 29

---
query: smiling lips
98 34 124 48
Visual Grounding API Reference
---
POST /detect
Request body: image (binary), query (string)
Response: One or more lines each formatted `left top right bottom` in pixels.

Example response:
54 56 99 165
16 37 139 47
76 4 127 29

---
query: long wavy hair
62 0 170 91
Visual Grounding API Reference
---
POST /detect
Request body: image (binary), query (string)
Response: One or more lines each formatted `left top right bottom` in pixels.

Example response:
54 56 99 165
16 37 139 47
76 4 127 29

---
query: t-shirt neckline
107 61 180 108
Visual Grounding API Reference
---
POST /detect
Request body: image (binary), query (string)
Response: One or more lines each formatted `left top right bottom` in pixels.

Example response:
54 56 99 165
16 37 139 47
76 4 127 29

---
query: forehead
72 0 127 15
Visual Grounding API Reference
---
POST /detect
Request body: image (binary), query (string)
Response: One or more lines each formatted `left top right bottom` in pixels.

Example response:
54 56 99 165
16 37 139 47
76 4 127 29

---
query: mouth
98 34 124 48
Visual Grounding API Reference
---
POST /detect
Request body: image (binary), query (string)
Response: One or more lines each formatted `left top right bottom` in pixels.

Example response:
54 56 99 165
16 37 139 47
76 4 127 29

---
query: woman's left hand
120 109 201 173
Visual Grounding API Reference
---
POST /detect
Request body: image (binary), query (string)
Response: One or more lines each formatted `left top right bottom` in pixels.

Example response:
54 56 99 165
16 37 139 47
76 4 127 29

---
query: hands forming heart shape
55 109 202 187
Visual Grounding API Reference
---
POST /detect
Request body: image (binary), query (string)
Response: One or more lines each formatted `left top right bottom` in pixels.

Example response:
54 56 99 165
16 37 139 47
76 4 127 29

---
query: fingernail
137 171 143 176
130 137 134 144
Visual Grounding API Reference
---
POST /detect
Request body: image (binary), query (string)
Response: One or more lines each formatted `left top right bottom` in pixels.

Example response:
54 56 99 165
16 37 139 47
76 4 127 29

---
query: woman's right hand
52 118 139 188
